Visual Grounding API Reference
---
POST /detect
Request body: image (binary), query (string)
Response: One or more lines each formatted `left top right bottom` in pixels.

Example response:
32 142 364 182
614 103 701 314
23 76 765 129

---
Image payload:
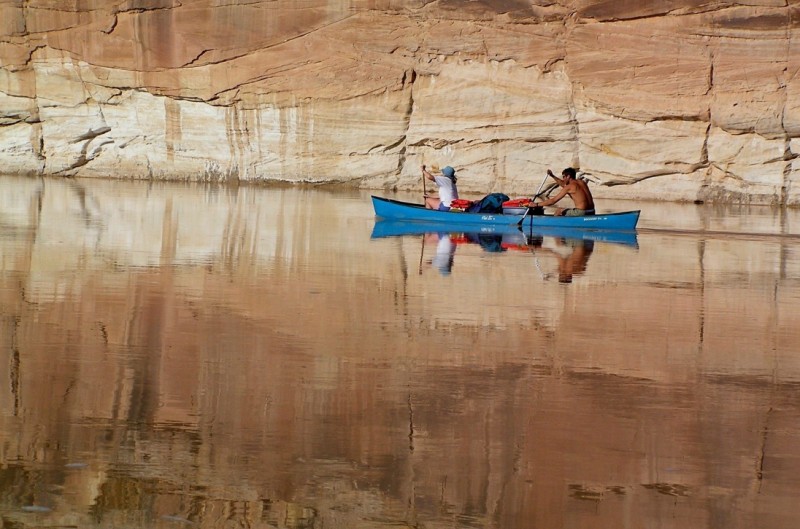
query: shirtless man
533 167 595 216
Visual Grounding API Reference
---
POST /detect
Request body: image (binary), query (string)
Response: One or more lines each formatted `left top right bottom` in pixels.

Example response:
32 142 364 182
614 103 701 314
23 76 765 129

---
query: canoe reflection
370 220 638 280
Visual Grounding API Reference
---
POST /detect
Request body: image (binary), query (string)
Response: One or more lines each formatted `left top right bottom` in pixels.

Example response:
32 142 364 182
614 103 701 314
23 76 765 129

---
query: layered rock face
1 1 799 203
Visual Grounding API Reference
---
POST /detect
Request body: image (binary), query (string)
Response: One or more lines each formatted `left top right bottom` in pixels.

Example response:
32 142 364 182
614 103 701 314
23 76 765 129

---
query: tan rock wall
1 1 799 203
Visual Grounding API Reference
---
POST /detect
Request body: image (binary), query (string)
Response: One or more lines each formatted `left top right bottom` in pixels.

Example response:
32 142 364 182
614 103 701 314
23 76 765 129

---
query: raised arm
547 169 566 187
421 165 436 182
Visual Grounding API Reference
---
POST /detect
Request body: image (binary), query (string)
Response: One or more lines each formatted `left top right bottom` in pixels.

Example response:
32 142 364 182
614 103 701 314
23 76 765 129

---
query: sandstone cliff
1 1 799 203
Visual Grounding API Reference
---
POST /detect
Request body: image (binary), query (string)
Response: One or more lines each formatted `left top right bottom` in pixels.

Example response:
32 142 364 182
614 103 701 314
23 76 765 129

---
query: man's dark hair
562 167 576 179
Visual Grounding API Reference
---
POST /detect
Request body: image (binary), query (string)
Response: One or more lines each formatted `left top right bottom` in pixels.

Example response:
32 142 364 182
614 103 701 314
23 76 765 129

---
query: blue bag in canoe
466 193 510 214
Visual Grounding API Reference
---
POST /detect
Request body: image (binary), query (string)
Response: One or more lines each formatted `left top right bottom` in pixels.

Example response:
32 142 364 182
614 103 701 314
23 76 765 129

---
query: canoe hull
372 196 519 225
371 220 524 238
371 196 640 231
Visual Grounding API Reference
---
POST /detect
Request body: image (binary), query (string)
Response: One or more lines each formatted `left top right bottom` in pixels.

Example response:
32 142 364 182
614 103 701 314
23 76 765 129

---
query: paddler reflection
528 235 594 283
425 232 457 275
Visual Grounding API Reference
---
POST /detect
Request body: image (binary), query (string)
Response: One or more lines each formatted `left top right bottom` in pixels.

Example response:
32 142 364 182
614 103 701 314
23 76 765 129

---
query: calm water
1 175 800 528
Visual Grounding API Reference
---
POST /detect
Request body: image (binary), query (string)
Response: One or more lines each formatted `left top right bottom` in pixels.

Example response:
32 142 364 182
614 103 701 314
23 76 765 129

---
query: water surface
1 176 799 528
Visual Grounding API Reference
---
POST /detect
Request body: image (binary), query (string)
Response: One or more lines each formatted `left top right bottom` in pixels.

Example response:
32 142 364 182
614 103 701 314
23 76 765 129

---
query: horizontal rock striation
1 1 799 203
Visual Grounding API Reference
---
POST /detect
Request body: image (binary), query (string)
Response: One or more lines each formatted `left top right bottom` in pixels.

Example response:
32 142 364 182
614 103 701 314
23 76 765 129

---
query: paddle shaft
533 172 549 199
517 172 552 225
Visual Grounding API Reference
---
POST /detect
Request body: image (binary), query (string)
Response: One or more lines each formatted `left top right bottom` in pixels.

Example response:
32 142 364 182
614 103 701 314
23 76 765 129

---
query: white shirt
434 175 459 207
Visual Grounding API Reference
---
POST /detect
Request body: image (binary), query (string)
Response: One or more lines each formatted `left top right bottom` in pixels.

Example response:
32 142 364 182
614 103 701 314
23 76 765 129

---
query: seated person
422 165 459 211
532 167 595 216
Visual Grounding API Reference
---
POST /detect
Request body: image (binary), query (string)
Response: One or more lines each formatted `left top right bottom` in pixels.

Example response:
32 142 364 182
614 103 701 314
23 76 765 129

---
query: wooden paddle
420 165 428 267
533 171 549 200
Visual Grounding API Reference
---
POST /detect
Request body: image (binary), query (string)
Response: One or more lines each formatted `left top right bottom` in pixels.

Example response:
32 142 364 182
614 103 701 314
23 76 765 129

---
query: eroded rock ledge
1 1 799 203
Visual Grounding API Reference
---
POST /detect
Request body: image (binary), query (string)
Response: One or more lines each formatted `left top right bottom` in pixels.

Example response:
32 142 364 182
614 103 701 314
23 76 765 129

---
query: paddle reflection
371 220 638 281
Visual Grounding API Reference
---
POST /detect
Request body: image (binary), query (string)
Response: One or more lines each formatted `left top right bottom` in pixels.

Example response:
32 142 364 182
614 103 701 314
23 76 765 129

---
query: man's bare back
568 178 594 211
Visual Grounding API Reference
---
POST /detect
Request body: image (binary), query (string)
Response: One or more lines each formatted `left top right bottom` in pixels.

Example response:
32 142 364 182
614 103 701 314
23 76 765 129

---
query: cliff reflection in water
1 176 800 528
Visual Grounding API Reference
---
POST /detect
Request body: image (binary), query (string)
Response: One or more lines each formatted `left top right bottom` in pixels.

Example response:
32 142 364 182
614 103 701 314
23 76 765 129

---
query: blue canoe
371 220 639 248
371 196 640 231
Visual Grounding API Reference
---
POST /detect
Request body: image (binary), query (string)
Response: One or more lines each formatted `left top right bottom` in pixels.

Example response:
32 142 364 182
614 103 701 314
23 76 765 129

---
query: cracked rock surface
1 0 799 203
